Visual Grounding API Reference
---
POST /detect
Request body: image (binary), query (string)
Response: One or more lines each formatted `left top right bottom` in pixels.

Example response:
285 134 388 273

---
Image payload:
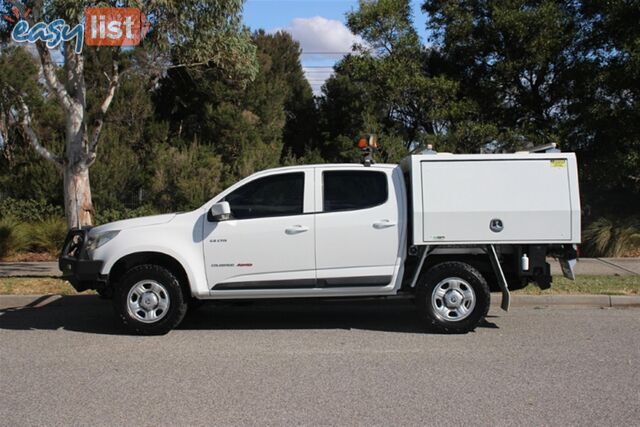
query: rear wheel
416 261 490 333
113 264 188 335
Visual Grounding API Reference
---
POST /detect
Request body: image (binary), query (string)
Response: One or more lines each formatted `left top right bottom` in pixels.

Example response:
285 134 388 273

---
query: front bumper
59 228 107 292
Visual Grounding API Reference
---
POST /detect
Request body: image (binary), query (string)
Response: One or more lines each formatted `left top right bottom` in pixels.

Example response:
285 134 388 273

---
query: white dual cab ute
60 149 581 335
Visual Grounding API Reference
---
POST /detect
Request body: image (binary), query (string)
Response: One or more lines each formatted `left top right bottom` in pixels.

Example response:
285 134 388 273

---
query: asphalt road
0 297 639 426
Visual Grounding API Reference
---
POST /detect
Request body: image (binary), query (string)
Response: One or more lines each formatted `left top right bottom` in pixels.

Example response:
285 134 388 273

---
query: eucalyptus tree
0 0 257 228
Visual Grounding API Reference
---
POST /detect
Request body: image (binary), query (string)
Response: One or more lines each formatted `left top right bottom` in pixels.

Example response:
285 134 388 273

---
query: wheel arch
412 252 523 292
108 252 192 298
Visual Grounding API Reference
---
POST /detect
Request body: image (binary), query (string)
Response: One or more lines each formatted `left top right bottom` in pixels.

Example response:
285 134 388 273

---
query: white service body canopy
400 152 581 245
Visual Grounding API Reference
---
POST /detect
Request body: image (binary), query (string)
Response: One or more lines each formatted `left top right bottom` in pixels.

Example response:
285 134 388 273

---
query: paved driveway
0 297 638 425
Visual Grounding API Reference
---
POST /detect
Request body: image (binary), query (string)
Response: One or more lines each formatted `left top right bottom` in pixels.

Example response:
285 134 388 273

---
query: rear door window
323 170 388 212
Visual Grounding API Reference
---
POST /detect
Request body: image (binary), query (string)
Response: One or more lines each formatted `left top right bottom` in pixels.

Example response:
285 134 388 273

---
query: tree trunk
16 29 119 230
64 165 94 229
64 101 94 229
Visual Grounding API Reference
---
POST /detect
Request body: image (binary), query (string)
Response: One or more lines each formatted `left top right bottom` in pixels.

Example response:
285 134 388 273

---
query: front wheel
416 261 490 334
113 264 188 335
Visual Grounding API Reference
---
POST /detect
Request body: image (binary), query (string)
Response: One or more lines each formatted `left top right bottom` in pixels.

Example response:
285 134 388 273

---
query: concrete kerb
492 293 640 308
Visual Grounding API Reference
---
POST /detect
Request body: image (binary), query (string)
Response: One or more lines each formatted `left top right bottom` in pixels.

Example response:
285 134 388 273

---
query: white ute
60 146 581 335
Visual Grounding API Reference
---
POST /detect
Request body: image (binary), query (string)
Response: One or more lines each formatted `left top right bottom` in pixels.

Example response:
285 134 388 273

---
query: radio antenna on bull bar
358 134 379 167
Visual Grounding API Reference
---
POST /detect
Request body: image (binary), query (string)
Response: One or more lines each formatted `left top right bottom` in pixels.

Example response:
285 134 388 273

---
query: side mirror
208 201 231 222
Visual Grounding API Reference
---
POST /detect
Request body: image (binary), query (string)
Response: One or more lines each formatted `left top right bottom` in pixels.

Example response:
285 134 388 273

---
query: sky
242 0 429 95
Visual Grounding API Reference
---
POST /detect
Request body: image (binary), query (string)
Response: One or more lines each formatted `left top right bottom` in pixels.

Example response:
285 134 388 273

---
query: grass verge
515 275 640 295
0 275 638 296
0 277 85 295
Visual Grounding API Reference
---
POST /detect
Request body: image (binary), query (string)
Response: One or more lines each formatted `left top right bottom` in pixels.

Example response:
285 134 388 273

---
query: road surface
0 297 638 425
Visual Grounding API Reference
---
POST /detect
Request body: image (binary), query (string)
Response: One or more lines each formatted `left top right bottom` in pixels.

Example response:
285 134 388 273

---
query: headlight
86 230 120 251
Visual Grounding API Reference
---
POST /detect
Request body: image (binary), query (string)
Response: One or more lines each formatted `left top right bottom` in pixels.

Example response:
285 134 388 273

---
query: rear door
314 167 401 287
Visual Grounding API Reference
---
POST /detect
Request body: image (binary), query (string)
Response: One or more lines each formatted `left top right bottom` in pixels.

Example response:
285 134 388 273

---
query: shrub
0 216 67 258
149 143 225 212
1 205 164 258
94 205 159 225
583 217 640 257
26 217 68 254
0 198 63 222
0 217 30 258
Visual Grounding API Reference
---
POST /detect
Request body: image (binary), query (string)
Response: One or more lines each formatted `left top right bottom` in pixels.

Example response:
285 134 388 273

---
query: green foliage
0 46 42 103
423 0 579 148
155 30 317 179
0 48 65 203
234 139 283 179
94 206 159 225
149 143 226 212
0 198 63 222
146 0 259 83
583 217 640 258
253 31 318 158
348 0 420 55
27 217 67 254
320 0 498 159
1 0 259 229
0 215 66 257
90 129 144 209
1 23 318 229
422 0 640 213
0 217 29 258
282 148 327 166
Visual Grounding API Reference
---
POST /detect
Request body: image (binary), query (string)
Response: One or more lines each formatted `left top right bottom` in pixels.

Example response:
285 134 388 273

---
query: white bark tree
13 42 120 228
2 0 257 229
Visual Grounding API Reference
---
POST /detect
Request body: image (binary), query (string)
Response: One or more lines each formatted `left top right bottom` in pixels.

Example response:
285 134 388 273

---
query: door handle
285 225 309 235
373 220 396 229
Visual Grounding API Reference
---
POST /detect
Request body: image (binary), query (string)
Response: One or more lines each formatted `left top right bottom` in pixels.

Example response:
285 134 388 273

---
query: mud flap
487 245 510 312
559 258 577 280
559 244 578 281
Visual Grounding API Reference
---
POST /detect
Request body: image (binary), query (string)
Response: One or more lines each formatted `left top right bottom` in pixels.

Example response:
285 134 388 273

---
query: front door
204 171 315 292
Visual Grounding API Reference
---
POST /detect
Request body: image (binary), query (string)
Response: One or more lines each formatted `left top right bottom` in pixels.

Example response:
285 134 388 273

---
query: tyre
416 261 490 334
113 264 188 335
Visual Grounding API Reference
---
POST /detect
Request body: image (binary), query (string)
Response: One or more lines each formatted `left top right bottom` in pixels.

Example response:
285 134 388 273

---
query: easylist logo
85 8 149 47
8 6 149 53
